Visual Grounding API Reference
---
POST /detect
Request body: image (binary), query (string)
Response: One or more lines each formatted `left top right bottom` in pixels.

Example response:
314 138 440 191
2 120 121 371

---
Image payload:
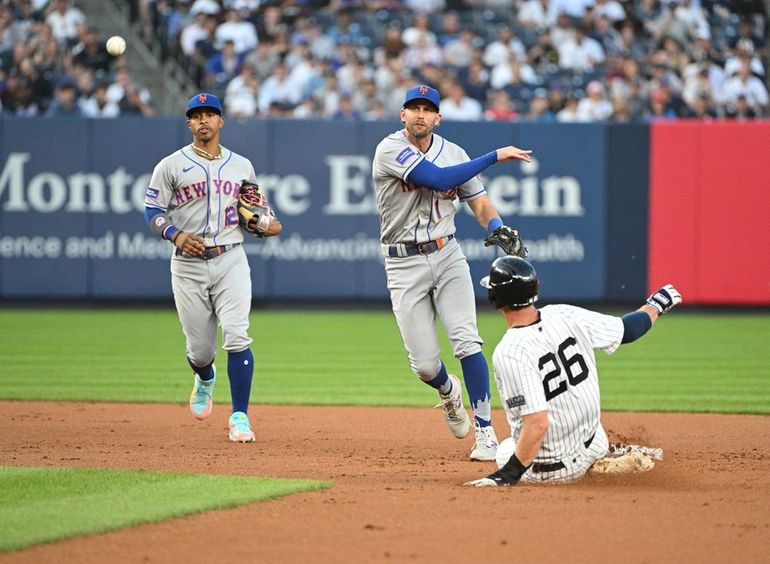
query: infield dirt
1 402 768 563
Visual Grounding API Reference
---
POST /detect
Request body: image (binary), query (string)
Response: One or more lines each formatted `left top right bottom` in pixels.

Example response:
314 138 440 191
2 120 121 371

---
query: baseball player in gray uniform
465 256 681 486
372 84 533 460
144 93 279 443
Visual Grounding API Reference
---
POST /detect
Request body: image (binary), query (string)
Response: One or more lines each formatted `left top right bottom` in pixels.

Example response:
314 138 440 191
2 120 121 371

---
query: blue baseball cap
186 92 222 117
403 85 440 111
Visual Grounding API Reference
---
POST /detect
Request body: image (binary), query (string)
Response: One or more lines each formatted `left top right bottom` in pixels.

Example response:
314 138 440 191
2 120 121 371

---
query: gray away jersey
145 145 258 246
492 304 624 463
372 129 486 247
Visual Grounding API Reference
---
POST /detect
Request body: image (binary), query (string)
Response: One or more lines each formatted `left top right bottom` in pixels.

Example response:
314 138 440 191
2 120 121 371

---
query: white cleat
434 374 471 439
469 421 498 461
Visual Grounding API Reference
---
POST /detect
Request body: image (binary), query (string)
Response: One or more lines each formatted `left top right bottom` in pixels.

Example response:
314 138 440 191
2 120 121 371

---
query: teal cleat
189 366 216 421
228 411 255 443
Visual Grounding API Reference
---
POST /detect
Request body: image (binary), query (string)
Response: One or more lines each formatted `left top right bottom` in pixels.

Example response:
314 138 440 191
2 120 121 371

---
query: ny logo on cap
198 94 208 102
419 85 429 95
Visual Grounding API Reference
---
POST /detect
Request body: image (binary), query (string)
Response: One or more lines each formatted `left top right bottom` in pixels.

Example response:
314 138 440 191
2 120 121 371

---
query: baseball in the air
106 35 126 56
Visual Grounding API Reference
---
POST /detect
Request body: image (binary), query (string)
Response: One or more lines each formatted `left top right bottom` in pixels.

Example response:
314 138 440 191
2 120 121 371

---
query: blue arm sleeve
406 151 497 191
144 207 162 223
621 311 653 344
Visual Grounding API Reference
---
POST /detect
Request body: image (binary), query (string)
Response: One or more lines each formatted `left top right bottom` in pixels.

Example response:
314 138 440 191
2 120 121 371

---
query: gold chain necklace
190 143 222 160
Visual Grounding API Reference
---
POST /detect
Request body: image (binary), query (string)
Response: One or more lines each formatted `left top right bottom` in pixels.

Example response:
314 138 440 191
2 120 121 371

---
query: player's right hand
646 284 682 315
174 231 206 256
463 477 501 487
496 146 532 163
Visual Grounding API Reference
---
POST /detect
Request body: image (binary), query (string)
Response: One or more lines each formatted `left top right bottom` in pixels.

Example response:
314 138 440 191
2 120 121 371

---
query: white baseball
106 35 126 56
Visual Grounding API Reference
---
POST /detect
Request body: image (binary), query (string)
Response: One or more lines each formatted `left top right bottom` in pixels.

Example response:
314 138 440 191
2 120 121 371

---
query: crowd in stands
0 0 155 117
135 0 768 121
2 1 768 120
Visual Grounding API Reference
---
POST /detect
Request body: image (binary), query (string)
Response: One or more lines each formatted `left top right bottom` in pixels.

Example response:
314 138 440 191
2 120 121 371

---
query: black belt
175 243 240 260
388 235 454 257
531 433 595 474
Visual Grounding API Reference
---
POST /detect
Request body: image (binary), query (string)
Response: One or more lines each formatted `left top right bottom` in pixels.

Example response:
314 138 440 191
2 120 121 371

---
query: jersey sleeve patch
146 188 159 199
396 147 416 165
505 395 526 409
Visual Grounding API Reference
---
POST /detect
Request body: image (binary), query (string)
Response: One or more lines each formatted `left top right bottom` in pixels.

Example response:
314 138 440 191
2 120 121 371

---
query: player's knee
410 357 441 381
187 351 215 368
454 341 483 360
222 332 252 353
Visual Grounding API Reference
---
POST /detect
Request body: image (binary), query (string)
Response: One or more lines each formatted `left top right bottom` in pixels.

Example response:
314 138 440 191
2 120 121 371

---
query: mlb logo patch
506 395 526 408
396 147 415 165
146 188 159 199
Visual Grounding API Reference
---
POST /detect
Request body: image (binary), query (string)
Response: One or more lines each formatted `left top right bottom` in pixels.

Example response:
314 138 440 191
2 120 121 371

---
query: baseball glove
237 181 281 238
484 225 527 258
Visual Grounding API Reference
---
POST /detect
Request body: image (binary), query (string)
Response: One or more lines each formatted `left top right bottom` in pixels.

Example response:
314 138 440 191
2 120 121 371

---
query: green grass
0 466 328 553
0 308 768 413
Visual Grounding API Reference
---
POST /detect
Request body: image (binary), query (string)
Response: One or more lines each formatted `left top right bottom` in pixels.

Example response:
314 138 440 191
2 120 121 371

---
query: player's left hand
237 181 282 238
646 284 682 315
483 225 527 258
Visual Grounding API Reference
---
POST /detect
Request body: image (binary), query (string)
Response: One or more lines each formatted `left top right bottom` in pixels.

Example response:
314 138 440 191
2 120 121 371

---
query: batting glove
646 284 682 315
464 475 512 487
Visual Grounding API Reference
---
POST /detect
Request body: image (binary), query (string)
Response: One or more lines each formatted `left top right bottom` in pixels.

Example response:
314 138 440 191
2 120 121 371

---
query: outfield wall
0 118 766 304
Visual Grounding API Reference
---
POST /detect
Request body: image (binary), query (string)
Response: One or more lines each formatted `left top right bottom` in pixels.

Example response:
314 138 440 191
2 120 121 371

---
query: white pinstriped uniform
493 304 624 483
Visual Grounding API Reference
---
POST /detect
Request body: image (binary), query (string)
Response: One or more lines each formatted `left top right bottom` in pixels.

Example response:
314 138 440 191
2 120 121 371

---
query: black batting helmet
480 256 539 309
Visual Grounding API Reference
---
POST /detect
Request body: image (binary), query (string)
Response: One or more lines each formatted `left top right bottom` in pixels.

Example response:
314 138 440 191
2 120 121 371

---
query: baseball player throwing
465 256 681 486
372 84 532 460
144 92 280 443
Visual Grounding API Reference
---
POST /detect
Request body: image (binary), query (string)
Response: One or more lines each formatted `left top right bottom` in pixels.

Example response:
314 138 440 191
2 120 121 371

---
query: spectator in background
483 25 527 68
644 87 678 120
327 9 366 47
436 11 461 47
682 92 717 119
490 51 538 91
404 0 446 14
609 95 633 122
592 0 626 22
72 27 112 76
518 0 550 31
374 23 405 66
106 66 153 109
723 42 765 79
180 11 213 58
45 0 85 47
215 7 257 54
577 80 614 121
558 24 606 72
525 88 556 122
332 92 362 119
718 60 769 114
258 62 301 114
458 56 490 101
440 81 483 120
120 85 155 116
556 94 581 122
204 39 243 90
403 31 443 70
485 89 519 121
724 93 758 120
727 18 766 61
0 73 40 116
80 80 120 117
443 29 476 69
225 63 259 117
402 11 436 48
46 78 82 116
